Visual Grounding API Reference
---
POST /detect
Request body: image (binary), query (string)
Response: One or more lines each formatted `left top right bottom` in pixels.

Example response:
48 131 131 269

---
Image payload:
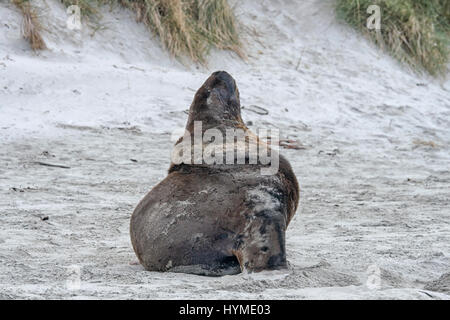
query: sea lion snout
209 70 238 101
205 71 239 110
187 71 242 130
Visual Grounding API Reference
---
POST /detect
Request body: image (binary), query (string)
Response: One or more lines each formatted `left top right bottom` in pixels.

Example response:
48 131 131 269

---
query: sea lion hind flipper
168 256 241 277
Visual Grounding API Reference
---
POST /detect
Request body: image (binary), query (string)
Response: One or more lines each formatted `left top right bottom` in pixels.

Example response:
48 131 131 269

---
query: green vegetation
336 0 450 76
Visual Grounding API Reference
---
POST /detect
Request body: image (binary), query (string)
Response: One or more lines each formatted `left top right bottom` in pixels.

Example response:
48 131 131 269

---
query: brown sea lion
130 71 299 276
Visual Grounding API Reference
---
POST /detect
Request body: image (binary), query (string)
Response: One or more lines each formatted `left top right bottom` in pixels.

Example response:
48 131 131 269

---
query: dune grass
12 0 46 50
59 0 244 64
336 0 450 77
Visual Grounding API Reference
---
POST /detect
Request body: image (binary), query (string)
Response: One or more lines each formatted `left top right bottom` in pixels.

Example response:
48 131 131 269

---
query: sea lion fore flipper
232 208 287 272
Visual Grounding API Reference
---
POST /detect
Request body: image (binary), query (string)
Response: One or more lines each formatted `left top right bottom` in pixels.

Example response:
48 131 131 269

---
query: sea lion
130 71 299 276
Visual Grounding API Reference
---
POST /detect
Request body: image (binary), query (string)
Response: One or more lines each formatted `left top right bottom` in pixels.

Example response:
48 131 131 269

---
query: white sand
0 0 449 299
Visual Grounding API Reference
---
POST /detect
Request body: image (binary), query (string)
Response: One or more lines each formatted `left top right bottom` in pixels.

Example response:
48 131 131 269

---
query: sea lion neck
185 71 245 133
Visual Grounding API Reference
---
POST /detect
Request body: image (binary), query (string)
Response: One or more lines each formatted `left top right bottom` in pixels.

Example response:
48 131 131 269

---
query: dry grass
120 0 244 64
12 0 244 62
60 0 244 64
413 139 439 148
336 0 450 77
13 0 46 50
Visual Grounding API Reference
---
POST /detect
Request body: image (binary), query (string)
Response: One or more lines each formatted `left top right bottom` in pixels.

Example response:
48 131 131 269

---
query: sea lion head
186 71 245 132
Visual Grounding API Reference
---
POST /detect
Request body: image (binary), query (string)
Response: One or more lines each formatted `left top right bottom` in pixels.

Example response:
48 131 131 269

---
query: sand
0 0 449 299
